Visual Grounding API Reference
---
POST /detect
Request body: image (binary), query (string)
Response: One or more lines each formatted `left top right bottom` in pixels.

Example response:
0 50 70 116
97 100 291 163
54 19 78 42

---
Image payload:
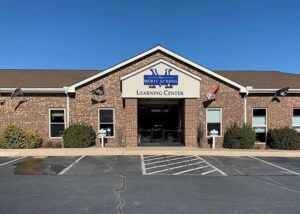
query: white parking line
248 156 300 176
146 157 200 170
173 165 210 175
195 156 228 176
144 155 178 162
147 161 205 175
143 155 162 159
58 155 85 175
201 169 217 175
144 156 192 165
140 155 146 175
0 157 27 166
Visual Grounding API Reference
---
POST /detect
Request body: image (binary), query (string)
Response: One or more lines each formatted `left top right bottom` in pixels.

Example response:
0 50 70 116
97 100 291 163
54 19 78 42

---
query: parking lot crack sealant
113 174 127 214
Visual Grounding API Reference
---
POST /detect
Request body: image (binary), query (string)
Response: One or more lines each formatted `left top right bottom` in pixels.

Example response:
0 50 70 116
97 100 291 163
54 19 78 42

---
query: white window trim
206 108 222 137
98 108 115 138
48 108 66 139
292 108 300 130
252 108 267 142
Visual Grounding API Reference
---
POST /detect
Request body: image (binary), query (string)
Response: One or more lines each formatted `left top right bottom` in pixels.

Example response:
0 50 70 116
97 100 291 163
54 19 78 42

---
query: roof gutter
0 88 68 94
247 87 300 94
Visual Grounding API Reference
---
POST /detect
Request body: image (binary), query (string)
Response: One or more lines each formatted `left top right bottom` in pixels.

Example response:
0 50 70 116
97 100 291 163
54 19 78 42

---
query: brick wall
184 99 198 147
247 94 300 129
0 94 66 143
69 51 245 148
1 51 299 149
124 99 137 146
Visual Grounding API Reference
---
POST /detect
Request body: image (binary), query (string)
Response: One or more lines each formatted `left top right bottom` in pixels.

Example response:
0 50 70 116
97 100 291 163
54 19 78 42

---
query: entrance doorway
138 99 184 146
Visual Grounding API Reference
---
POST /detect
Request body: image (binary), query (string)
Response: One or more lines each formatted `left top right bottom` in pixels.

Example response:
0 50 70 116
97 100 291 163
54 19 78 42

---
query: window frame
98 108 115 138
252 108 267 143
292 108 300 131
48 108 66 139
206 108 222 137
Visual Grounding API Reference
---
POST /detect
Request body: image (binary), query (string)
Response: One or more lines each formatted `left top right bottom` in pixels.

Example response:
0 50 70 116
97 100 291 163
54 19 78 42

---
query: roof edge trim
247 88 300 94
120 59 202 81
68 45 247 93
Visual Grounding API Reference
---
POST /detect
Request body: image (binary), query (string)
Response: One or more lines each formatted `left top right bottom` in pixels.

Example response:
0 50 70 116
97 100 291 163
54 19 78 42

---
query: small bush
267 127 300 150
63 124 96 148
223 124 256 149
0 125 42 149
42 141 63 148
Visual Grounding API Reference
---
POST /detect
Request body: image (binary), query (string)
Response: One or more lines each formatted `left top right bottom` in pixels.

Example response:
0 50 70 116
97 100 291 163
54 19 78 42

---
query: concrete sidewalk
1 147 300 157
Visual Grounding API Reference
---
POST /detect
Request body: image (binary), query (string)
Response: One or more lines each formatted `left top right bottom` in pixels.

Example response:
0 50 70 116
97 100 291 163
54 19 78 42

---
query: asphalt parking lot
0 155 300 214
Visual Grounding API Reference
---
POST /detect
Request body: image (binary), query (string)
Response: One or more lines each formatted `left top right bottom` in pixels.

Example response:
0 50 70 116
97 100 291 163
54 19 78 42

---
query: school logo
144 68 178 88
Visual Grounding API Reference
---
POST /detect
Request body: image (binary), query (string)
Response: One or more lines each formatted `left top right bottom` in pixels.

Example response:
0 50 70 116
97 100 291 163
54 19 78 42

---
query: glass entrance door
138 102 183 145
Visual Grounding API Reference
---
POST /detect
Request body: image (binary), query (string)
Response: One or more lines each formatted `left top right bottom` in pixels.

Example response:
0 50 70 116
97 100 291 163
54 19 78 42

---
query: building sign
121 60 201 98
144 69 178 88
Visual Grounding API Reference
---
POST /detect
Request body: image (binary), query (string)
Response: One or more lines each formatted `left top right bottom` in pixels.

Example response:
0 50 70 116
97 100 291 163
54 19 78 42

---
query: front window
207 109 221 136
252 108 267 142
99 109 114 137
49 109 65 138
293 108 300 132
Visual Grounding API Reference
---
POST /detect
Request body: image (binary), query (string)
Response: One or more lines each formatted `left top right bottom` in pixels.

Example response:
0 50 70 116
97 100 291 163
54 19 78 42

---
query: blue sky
0 0 300 73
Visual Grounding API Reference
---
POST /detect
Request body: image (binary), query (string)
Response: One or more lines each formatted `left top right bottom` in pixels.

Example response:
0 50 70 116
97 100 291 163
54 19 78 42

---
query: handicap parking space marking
0 157 27 166
147 160 207 175
248 156 300 176
141 155 227 176
140 155 146 175
144 156 193 166
196 156 228 176
143 155 164 159
146 157 201 170
58 155 85 175
173 165 210 175
201 169 218 175
143 155 178 162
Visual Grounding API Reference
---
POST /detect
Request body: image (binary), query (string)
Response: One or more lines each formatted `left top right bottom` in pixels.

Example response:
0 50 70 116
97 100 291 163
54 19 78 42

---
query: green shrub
42 141 62 148
267 127 300 150
0 125 42 149
63 124 96 148
223 124 256 149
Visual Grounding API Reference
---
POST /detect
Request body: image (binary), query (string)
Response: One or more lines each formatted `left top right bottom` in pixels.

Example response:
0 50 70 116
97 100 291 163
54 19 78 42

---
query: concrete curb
1 147 300 157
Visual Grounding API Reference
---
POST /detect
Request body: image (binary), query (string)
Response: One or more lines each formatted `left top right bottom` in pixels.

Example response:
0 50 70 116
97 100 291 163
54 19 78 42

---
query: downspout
64 87 70 128
243 87 250 125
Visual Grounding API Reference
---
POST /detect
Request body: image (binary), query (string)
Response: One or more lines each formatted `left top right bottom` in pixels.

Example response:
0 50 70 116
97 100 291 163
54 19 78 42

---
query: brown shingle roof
0 69 299 89
214 70 300 89
0 69 99 88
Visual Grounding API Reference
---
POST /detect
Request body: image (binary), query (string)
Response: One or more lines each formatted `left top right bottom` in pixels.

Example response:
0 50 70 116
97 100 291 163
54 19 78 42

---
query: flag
206 84 220 100
10 87 23 99
90 85 104 96
275 87 289 97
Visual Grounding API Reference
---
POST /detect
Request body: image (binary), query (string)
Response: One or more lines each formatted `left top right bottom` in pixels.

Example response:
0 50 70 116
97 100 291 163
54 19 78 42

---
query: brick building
1 46 300 149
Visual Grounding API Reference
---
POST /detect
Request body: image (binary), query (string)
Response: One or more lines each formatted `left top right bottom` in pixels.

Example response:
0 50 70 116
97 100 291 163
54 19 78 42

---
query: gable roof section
215 70 300 89
120 59 202 81
0 69 99 88
1 47 300 94
68 45 247 93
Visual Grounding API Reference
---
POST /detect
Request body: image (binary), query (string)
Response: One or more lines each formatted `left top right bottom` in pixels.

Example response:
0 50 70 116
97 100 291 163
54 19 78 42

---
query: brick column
184 99 198 147
125 99 138 146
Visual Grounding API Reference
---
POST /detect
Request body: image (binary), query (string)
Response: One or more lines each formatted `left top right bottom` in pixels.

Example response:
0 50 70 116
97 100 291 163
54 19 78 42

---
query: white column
64 87 70 127
244 95 247 125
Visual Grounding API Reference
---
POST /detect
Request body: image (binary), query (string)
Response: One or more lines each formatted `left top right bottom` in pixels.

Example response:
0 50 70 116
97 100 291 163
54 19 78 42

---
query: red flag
11 87 23 99
206 84 220 100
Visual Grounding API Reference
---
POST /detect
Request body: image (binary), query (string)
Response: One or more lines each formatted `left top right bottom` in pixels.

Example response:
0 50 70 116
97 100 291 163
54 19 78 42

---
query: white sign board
121 60 201 98
209 129 219 136
98 129 107 138
209 129 219 150
98 129 107 148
